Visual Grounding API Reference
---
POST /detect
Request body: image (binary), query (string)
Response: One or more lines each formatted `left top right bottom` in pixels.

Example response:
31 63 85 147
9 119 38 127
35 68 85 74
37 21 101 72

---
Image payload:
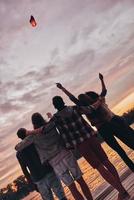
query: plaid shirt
54 106 95 148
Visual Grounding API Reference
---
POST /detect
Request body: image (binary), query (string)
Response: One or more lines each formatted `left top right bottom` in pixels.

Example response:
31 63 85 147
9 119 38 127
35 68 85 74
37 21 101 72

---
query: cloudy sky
0 0 134 188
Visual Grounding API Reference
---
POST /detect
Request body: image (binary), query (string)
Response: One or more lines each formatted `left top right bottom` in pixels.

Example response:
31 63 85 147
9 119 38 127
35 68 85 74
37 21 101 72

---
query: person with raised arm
56 73 134 173
16 128 66 200
51 94 128 200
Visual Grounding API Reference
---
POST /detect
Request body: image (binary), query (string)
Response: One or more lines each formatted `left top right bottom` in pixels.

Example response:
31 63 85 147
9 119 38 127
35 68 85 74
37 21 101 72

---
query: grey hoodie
16 121 65 164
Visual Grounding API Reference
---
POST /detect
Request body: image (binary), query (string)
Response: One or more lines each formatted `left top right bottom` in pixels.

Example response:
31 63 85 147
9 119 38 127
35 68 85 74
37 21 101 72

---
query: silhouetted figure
16 129 66 200
52 95 129 200
56 73 134 173
15 113 92 200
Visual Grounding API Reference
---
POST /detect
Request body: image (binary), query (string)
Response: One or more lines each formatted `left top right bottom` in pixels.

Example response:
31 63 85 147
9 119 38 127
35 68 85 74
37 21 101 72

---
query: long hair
85 91 99 103
78 94 90 106
31 112 47 129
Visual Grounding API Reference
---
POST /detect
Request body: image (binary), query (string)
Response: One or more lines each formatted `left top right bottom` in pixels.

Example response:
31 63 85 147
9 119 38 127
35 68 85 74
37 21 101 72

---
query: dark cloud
39 65 57 77
19 89 47 104
0 65 59 116
81 24 97 41
0 102 21 113
66 49 95 75
20 92 38 102
13 82 26 91
0 57 8 66
22 70 38 78
69 32 79 46
51 48 59 60
17 65 57 82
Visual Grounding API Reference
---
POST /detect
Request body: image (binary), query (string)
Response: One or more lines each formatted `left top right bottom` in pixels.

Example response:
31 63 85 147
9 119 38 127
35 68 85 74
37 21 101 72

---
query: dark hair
78 94 90 106
31 112 47 129
17 128 26 139
86 91 99 101
52 96 65 110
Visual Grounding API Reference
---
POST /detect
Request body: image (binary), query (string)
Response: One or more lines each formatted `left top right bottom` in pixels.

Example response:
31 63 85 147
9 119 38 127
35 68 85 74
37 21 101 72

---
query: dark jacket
16 144 53 182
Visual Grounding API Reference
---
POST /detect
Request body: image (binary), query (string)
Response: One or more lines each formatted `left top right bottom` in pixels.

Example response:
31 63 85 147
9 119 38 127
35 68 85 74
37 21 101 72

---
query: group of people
15 73 134 200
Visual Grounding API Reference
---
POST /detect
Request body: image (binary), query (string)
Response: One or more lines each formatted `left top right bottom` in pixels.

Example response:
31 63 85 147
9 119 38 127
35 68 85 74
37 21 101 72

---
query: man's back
16 144 53 182
16 121 66 164
54 106 94 148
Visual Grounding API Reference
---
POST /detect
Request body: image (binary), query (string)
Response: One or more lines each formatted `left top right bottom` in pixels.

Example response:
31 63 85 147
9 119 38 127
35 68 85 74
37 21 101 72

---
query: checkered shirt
54 106 94 148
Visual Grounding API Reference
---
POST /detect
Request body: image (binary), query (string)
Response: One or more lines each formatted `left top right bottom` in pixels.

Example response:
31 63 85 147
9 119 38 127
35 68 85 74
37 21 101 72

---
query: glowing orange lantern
30 15 37 27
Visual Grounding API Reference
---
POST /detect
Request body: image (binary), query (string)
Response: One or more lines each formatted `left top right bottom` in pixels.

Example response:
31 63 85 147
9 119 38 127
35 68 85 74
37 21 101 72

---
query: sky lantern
29 15 37 27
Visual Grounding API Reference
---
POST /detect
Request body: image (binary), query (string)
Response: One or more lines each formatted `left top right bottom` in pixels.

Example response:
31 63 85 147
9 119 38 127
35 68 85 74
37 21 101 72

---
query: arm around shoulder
15 135 34 151
99 73 107 97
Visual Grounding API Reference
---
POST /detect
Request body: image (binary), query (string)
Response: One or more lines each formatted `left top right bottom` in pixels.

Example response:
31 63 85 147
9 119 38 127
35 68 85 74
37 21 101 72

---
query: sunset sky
0 0 134 188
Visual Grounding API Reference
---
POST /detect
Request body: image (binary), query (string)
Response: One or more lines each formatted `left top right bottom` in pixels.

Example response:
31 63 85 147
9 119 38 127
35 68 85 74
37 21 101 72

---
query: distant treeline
0 108 134 200
122 107 134 125
0 176 35 200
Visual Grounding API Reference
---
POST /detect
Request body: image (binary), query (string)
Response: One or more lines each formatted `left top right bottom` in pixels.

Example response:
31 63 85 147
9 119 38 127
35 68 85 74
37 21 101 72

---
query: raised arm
26 127 43 135
99 73 107 97
15 126 44 150
46 112 53 119
56 83 81 106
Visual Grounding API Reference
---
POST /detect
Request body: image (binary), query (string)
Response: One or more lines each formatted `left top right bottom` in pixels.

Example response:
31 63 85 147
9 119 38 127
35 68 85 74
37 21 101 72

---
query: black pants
99 115 134 171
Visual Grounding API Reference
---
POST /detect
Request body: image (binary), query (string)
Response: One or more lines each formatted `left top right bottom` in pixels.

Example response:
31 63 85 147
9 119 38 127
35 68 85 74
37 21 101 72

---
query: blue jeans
35 171 65 200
